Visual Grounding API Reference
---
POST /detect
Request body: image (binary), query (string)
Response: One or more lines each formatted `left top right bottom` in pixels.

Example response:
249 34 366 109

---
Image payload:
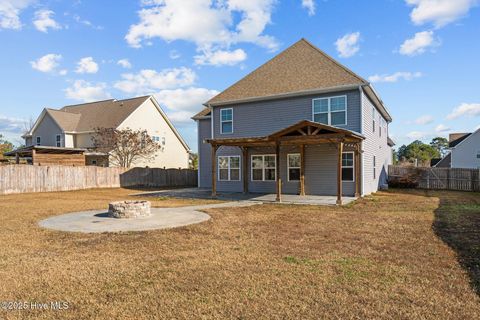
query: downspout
359 85 365 197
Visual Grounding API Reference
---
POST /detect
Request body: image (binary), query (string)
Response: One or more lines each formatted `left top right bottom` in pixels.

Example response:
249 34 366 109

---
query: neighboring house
192 39 393 204
436 131 480 169
21 95 190 168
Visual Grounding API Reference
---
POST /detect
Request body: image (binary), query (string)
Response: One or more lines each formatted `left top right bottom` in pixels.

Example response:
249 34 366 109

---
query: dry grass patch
0 188 479 319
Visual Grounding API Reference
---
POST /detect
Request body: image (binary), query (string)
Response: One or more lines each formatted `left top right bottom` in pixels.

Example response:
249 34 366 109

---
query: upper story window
251 155 276 181
312 96 347 126
220 108 233 134
36 136 41 146
55 134 61 147
342 152 354 182
218 156 240 181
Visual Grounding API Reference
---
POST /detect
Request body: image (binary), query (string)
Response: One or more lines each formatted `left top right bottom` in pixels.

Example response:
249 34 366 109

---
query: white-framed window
55 134 61 147
220 108 233 134
342 152 354 182
218 156 240 181
287 153 301 181
372 107 376 133
251 154 276 181
373 156 376 180
476 151 480 159
36 136 41 146
312 95 347 126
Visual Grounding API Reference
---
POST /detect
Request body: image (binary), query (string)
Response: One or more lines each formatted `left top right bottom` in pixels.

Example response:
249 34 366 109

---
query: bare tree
91 127 160 168
23 116 35 136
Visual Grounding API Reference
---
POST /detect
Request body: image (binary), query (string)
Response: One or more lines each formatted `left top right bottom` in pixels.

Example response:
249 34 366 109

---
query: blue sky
0 0 479 152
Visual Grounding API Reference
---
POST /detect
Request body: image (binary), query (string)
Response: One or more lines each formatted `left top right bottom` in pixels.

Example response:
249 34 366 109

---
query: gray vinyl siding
361 89 391 195
451 130 480 169
198 118 212 188
30 113 63 147
212 90 361 139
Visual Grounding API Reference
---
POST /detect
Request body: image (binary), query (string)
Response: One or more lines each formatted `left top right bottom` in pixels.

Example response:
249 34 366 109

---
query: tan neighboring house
19 95 190 167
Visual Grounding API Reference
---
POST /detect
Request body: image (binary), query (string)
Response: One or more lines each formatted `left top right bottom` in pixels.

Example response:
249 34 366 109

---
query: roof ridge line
204 39 304 106
62 98 115 109
300 38 368 84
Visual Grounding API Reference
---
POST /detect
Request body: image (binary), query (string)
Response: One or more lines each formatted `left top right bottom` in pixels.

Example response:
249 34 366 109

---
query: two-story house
193 39 393 204
20 95 190 168
435 130 480 169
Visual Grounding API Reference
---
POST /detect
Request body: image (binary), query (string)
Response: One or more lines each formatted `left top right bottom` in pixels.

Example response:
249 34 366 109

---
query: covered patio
135 188 357 206
205 120 364 205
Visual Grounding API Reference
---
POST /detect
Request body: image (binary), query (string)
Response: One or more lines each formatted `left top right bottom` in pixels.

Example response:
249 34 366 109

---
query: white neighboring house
436 130 480 169
23 95 190 168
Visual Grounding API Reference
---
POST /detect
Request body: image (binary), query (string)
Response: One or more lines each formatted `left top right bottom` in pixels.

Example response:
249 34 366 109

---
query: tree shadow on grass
432 191 480 296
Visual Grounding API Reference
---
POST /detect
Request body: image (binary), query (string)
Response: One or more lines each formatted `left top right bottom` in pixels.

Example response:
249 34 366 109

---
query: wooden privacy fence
119 167 198 188
388 165 480 192
0 165 197 195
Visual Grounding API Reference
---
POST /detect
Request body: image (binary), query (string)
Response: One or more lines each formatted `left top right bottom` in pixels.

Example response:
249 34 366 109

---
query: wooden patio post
355 143 361 198
241 147 248 194
336 141 343 205
275 142 282 202
15 153 19 164
300 144 305 196
211 144 218 197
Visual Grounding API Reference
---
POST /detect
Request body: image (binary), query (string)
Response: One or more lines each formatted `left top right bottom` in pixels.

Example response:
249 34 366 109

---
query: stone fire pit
108 200 151 219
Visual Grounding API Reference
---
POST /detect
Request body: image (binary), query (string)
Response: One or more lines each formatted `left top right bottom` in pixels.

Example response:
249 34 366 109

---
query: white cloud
406 0 478 28
369 71 423 83
399 31 439 56
114 67 196 94
194 48 247 66
154 87 219 123
33 9 61 33
335 32 361 58
30 53 62 73
72 14 103 30
169 50 181 59
407 131 428 140
64 80 111 102
0 0 33 30
435 124 451 132
125 0 278 54
415 115 434 125
117 59 132 69
447 103 480 119
75 57 99 74
301 0 315 16
0 114 26 134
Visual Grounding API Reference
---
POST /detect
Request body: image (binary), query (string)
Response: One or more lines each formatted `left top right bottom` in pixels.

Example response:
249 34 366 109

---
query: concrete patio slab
135 188 357 206
39 201 258 233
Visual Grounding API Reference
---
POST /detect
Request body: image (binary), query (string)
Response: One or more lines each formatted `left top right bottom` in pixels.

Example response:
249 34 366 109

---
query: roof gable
206 38 367 106
59 96 150 132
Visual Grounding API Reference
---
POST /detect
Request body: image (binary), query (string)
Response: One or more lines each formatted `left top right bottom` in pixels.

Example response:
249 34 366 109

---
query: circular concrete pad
39 207 211 233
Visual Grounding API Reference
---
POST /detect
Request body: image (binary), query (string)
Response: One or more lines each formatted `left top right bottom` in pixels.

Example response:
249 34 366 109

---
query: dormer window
312 96 347 126
220 108 233 134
